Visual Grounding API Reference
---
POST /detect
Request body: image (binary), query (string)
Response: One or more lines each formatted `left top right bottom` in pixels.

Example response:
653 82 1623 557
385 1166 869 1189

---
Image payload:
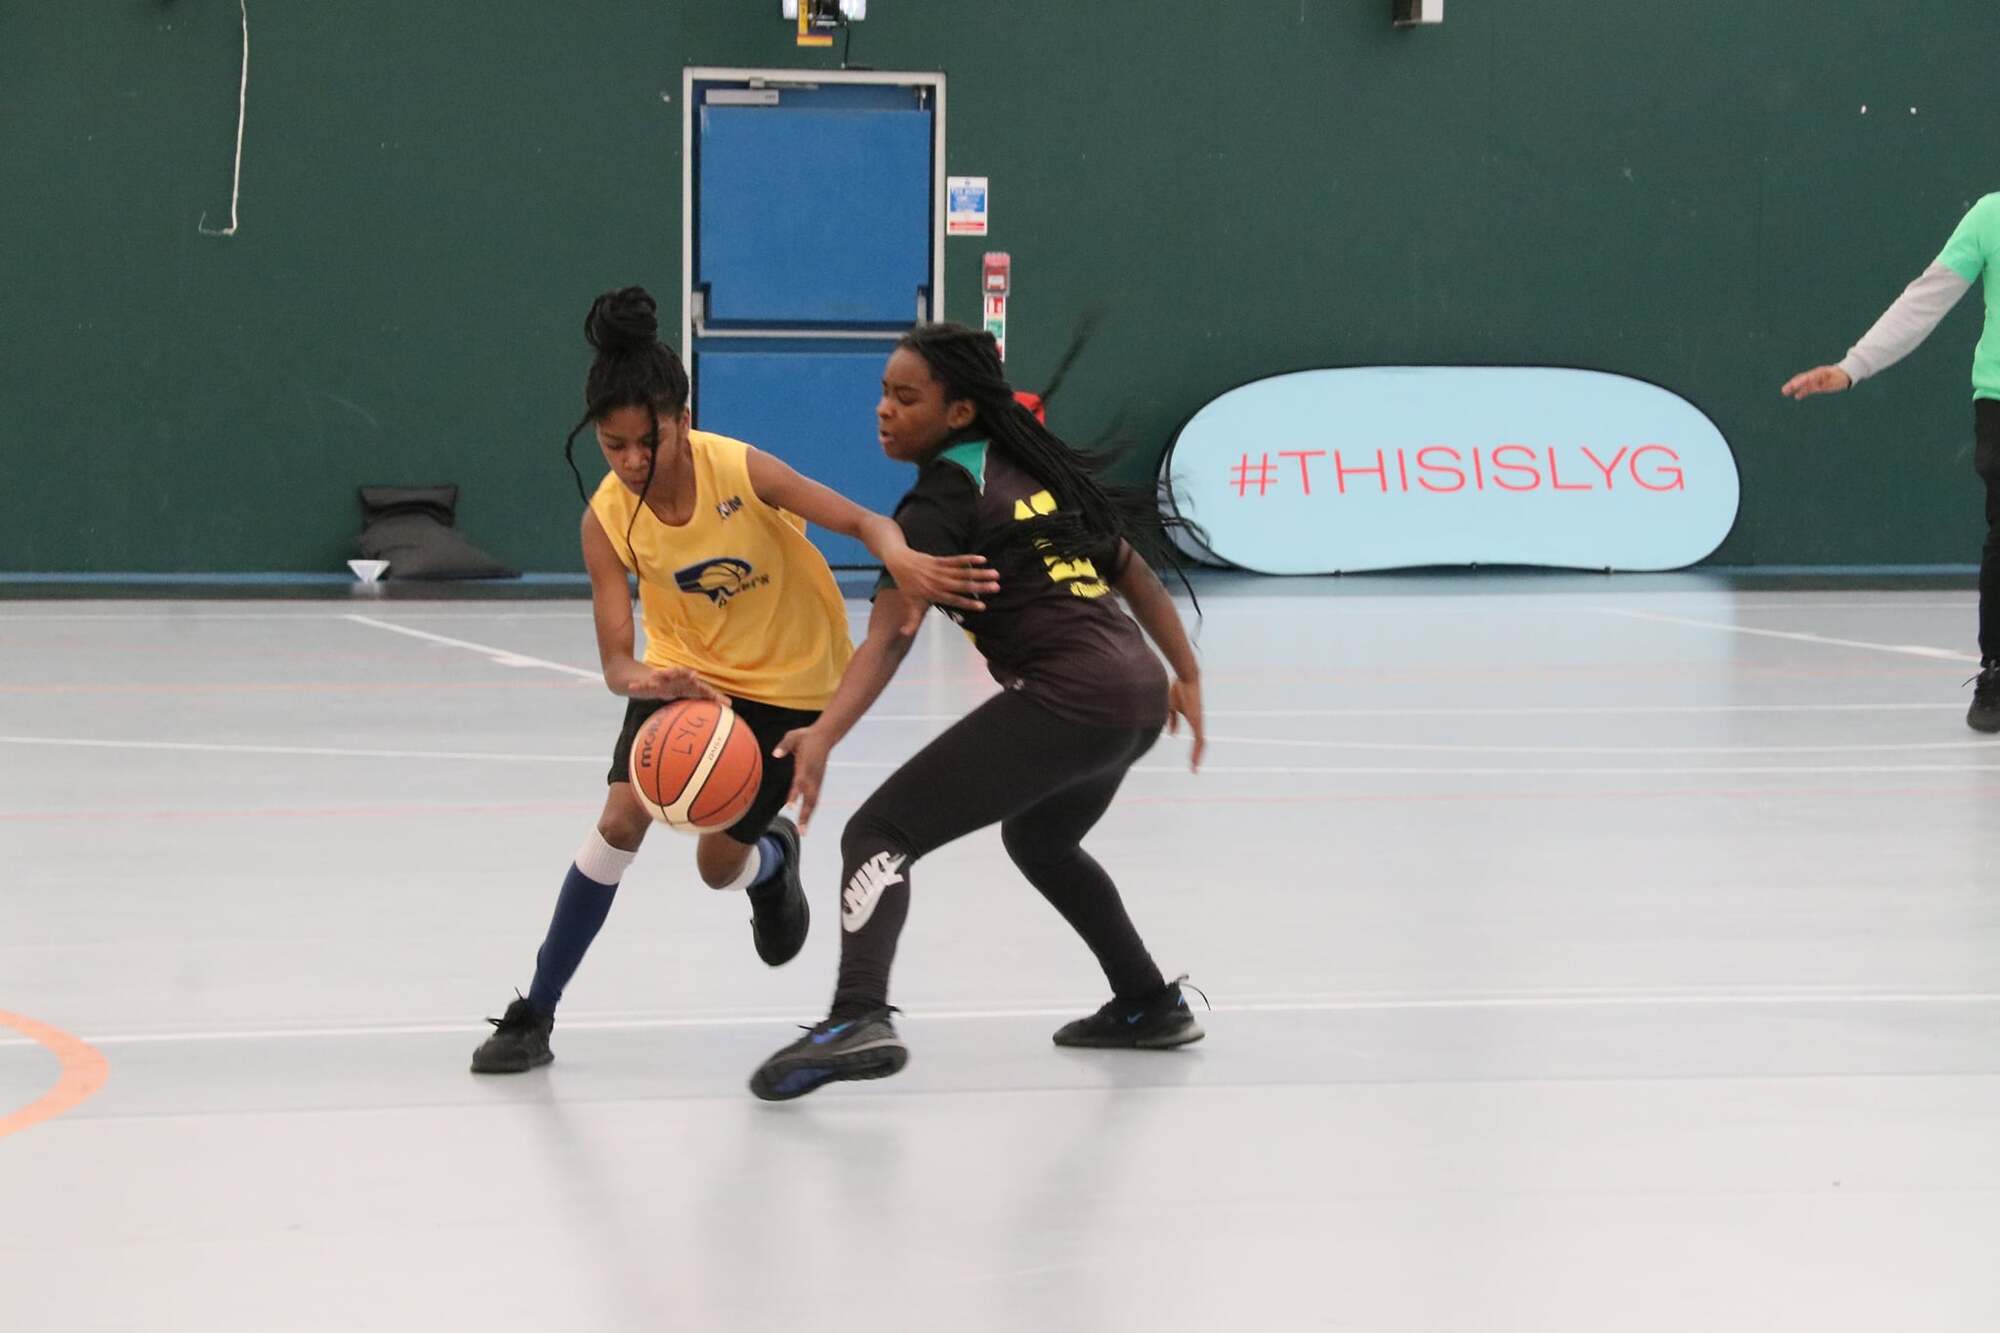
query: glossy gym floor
4 576 1997 1332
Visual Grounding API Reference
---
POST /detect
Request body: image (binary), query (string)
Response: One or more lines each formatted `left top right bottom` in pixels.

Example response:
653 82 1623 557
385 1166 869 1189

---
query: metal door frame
680 66 947 395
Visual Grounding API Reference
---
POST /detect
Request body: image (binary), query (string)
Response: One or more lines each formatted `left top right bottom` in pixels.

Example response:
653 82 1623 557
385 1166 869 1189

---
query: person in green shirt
1784 193 2000 731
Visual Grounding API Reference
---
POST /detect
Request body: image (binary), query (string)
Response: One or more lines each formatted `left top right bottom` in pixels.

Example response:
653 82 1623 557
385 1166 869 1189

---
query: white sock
715 848 763 893
574 829 639 887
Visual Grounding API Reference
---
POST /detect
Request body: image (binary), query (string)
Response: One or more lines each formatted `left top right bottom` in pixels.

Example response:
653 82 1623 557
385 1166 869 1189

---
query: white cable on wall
198 0 249 237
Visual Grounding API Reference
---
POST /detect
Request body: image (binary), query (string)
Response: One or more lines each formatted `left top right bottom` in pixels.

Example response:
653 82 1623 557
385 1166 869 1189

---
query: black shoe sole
470 1048 554 1075
1053 1020 1206 1050
1968 709 2000 734
749 1044 909 1101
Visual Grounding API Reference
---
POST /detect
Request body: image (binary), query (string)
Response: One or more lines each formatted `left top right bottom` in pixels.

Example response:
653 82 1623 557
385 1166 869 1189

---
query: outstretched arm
771 588 924 832
1783 264 1975 399
1783 194 1995 399
744 447 997 627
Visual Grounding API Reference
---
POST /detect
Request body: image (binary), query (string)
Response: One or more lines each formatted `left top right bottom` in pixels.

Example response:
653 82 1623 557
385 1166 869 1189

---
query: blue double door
687 76 941 566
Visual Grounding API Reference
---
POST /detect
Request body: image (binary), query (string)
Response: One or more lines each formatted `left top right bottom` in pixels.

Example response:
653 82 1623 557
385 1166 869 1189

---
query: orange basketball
627 700 764 834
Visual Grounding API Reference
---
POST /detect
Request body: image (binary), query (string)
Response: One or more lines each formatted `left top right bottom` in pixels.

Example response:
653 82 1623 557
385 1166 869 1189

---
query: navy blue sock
746 834 786 893
527 863 622 1016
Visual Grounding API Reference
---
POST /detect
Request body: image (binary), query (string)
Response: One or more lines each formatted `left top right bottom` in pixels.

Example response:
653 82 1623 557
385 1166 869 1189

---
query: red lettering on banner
1221 443 1693 500
1415 446 1464 493
1582 446 1628 489
1334 450 1388 494
1491 445 1540 492
1630 444 1684 491
1278 449 1326 495
1230 452 1277 497
1548 447 1591 491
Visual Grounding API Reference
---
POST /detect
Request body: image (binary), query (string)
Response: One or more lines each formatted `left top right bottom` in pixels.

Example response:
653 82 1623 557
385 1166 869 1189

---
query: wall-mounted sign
982 252 1010 360
981 252 1010 296
947 176 988 235
1161 367 1739 573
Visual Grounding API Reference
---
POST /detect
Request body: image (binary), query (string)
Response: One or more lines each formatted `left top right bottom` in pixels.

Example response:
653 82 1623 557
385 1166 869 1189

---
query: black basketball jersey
879 440 1168 729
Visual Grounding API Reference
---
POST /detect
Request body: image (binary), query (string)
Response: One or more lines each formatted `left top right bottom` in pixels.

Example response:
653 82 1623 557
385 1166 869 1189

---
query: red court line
0 800 601 824
1122 783 2000 807
0 680 582 696
0 1011 109 1140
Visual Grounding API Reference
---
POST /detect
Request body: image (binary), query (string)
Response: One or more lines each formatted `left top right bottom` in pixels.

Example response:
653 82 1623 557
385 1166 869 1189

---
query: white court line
1151 597 1977 619
0 734 907 772
74 608 1974 723
2 598 1976 625
0 693 1967 721
0 735 604 764
1147 762 2000 776
1592 607 1980 662
1717 601 1976 612
1 604 1994 762
1203 703 1964 717
343 614 600 678
881 704 1960 720
10 734 2000 778
0 610 597 623
0 735 879 768
4 989 1996 1049
1205 735 2000 756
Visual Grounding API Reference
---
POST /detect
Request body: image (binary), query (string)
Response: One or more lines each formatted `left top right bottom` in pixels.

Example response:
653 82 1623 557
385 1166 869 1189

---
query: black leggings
830 688 1168 1018
1978 399 2000 661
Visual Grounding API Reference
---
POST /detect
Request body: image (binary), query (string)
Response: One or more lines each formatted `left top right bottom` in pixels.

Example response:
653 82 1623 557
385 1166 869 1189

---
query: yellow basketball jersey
589 431 854 710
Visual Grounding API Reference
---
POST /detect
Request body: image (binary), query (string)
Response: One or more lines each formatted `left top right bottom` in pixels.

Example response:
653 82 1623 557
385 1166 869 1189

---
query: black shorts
608 695 821 844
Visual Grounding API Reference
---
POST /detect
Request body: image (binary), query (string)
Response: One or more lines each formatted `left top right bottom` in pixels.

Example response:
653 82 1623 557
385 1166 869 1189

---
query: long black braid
561 287 690 583
1029 305 1103 416
899 321 1203 606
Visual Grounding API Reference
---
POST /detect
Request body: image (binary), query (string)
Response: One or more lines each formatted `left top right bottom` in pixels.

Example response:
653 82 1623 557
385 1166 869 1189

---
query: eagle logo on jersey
674 557 760 606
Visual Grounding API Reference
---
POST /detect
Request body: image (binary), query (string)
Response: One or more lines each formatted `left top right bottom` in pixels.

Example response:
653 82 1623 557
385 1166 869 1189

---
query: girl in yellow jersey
472 288 997 1074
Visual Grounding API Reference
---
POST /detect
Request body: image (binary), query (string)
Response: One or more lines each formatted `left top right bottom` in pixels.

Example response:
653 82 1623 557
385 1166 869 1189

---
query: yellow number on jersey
1011 492 1108 596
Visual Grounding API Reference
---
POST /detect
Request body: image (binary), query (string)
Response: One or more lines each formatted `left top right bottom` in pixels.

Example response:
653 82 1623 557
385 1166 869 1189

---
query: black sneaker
470 995 553 1074
748 1010 908 1101
748 816 809 967
1053 976 1207 1049
1969 662 2000 733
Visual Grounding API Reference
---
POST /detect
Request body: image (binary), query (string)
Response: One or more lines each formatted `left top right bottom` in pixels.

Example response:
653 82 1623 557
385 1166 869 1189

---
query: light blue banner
1163 367 1740 573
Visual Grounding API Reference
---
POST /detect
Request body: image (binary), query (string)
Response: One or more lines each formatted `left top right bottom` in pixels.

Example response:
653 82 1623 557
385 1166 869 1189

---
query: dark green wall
5 1 1997 572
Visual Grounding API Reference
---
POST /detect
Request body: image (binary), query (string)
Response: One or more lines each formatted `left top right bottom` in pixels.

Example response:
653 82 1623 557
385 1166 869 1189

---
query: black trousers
830 688 1168 1017
1979 400 2000 662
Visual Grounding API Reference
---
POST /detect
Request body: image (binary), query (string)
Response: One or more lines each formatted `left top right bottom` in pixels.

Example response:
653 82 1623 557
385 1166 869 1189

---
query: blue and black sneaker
749 1009 908 1101
1052 976 1207 1049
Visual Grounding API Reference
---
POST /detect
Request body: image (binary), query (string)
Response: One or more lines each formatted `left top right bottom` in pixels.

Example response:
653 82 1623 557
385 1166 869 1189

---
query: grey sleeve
1836 262 1974 384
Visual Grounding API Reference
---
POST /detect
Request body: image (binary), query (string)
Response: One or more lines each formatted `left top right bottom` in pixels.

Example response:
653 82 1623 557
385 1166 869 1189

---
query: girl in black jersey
749 323 1207 1100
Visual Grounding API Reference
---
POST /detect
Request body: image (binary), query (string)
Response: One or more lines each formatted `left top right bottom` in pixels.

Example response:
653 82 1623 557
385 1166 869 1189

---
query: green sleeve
1936 194 1999 282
